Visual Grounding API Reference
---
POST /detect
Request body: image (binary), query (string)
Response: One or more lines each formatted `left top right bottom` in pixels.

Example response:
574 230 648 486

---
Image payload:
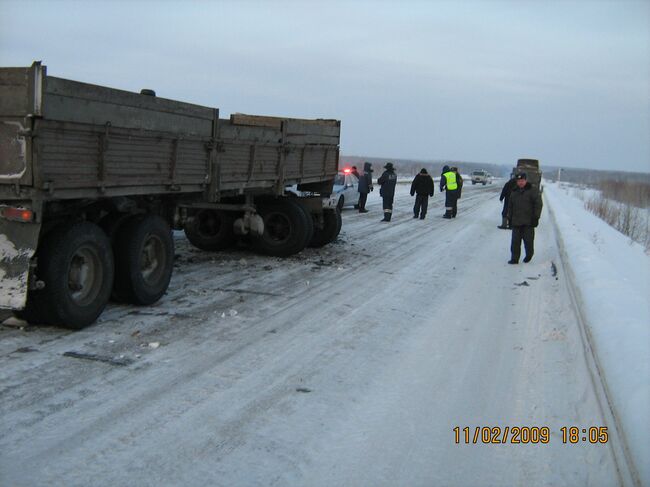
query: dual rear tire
17 215 174 329
113 215 174 305
183 209 236 251
254 199 313 257
16 222 114 329
309 209 341 247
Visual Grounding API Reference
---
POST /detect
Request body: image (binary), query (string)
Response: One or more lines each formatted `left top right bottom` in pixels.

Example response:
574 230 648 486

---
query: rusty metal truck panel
1 63 339 201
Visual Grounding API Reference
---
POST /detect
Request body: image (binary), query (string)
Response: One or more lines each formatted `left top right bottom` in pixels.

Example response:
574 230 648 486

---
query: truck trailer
0 62 341 328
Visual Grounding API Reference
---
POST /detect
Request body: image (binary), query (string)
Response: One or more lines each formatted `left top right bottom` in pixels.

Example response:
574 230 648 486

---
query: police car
331 168 359 210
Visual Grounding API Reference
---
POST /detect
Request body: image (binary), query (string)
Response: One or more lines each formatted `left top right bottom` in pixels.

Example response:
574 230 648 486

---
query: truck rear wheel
18 222 114 329
309 209 341 247
184 209 235 251
114 215 174 305
254 199 311 256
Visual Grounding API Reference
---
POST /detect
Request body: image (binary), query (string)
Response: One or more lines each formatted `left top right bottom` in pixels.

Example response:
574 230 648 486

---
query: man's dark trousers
511 225 535 261
445 189 458 217
414 194 429 218
358 192 368 211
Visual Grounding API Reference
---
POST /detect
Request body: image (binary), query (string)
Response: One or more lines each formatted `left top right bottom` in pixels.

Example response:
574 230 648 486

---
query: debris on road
63 351 133 367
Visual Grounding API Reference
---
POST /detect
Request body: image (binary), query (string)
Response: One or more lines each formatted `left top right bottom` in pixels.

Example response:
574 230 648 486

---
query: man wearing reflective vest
440 165 459 219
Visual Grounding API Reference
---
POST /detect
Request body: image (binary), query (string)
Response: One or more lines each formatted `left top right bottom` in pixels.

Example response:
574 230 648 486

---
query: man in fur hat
377 162 397 222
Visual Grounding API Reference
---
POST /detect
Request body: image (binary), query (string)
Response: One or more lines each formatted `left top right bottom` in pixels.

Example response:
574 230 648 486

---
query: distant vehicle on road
471 170 492 185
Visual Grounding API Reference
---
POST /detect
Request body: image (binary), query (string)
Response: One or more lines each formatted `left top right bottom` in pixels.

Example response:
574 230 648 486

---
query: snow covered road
0 183 625 486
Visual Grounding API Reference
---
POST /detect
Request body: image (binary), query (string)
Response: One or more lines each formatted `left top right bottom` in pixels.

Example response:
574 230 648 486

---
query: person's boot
508 259 518 264
359 208 368 213
498 217 508 229
420 215 425 220
386 212 392 222
413 214 419 219
443 210 452 219
523 254 533 263
381 212 389 222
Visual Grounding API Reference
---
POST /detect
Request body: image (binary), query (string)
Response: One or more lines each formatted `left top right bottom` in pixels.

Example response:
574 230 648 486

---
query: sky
1 0 648 173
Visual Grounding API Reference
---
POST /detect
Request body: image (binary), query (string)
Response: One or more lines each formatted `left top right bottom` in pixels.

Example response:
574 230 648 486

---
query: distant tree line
545 166 650 186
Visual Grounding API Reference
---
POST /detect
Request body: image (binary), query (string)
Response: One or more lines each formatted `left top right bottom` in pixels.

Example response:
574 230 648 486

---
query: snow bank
545 182 650 484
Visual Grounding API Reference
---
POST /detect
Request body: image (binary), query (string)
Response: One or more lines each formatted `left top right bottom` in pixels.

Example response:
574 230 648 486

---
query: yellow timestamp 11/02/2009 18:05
453 426 609 445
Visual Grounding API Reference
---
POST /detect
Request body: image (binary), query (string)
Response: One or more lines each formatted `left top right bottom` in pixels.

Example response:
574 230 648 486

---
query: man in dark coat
507 173 543 264
451 167 463 217
377 162 397 222
357 161 374 213
440 165 460 218
498 174 517 229
410 168 434 219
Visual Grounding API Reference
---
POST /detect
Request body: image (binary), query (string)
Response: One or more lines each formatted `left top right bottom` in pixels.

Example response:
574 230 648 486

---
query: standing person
507 173 543 264
440 165 459 219
498 174 517 229
377 162 397 222
357 161 374 213
451 167 463 217
410 168 434 219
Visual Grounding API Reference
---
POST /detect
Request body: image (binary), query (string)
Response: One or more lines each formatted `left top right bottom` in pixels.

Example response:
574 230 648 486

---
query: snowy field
1 181 647 487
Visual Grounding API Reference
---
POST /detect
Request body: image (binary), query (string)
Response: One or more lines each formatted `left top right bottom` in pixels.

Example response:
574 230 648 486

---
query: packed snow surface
1 181 646 486
545 182 649 484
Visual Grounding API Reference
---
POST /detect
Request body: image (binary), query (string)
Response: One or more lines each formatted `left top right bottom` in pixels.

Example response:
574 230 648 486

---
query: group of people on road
351 161 543 265
357 162 463 222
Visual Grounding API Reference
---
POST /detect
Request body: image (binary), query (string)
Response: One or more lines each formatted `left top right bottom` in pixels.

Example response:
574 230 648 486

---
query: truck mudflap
0 219 40 310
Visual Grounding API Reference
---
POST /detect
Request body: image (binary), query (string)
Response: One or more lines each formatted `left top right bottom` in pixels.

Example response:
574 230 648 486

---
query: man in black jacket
378 162 397 222
410 168 434 219
507 173 543 264
357 162 374 213
498 175 517 229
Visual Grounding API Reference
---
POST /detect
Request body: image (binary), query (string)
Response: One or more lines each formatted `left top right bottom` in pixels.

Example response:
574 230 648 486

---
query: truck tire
184 209 235 251
254 199 311 256
333 208 342 239
287 199 314 249
309 209 341 247
114 215 174 305
21 222 114 329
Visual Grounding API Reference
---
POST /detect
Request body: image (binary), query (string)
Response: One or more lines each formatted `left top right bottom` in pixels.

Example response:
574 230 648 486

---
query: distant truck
513 158 542 191
0 62 341 328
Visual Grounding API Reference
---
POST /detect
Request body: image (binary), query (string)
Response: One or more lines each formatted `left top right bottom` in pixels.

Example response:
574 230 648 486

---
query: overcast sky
1 0 648 172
